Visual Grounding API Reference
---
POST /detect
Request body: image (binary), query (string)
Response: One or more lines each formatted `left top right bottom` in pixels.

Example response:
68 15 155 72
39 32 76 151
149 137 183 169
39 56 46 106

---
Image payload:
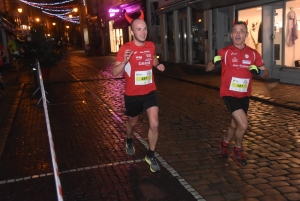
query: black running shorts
124 90 159 117
223 96 250 114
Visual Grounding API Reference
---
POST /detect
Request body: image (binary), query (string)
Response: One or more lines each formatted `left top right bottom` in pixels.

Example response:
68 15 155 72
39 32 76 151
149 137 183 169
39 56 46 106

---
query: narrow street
0 50 299 201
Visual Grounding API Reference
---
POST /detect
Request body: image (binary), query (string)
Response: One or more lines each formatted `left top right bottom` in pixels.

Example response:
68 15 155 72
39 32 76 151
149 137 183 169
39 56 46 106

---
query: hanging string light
19 0 79 24
20 0 75 6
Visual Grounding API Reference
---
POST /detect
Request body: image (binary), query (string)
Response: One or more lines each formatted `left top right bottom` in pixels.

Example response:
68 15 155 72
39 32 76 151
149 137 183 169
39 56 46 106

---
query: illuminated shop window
238 7 263 55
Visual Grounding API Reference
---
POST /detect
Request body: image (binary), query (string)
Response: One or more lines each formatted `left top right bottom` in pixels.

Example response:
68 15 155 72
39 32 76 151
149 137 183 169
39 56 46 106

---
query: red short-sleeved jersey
0 44 4 66
116 41 156 96
218 45 264 98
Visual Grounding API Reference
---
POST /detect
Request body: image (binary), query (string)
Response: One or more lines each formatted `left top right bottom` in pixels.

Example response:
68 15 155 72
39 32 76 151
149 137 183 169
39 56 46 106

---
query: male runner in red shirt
113 16 165 172
206 21 269 166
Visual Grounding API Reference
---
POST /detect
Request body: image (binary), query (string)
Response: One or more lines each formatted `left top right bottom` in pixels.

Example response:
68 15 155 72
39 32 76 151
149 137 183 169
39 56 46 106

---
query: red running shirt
218 45 264 98
116 41 156 96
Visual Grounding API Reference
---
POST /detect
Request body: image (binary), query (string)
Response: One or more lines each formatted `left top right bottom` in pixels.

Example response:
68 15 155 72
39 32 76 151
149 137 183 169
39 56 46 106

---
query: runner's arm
112 61 127 76
153 56 165 72
258 65 269 80
113 49 133 76
206 60 221 72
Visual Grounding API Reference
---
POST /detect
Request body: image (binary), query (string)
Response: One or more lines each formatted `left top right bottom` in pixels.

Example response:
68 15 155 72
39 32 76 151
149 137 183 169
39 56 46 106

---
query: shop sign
108 7 121 17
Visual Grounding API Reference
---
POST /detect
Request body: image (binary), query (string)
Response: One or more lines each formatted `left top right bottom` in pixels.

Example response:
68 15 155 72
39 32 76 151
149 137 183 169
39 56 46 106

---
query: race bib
229 77 249 92
135 70 152 85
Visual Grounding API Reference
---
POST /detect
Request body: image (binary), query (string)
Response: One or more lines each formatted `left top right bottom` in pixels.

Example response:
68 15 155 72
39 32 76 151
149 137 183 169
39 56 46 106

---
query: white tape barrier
36 60 63 201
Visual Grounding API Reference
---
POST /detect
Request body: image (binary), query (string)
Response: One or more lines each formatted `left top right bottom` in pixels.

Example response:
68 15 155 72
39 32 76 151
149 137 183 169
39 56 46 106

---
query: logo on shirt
138 61 151 66
136 56 142 60
242 60 251 64
245 54 249 58
145 54 152 57
231 52 237 55
232 57 238 62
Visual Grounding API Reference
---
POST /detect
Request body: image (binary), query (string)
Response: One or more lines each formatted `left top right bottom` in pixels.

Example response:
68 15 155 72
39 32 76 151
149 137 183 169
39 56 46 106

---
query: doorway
109 20 123 53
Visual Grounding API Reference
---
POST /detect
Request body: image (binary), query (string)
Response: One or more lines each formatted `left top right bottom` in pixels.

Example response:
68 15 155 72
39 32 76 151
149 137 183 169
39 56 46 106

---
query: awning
113 17 130 29
0 17 16 33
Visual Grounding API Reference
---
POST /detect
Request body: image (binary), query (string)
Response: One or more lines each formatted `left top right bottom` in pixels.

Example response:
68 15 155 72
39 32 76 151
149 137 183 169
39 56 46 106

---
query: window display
238 7 262 55
285 1 300 67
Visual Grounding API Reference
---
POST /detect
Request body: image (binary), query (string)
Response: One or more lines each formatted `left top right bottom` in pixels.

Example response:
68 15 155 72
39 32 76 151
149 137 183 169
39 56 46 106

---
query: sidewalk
0 63 34 155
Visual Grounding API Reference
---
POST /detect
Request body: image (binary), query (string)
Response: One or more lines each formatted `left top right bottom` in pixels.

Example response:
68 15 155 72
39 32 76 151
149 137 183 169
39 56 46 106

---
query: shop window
285 1 300 67
192 9 205 64
238 7 262 55
109 20 123 53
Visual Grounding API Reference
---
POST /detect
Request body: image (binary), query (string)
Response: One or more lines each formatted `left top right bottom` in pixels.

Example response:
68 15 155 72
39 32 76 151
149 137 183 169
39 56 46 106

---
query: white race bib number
229 77 249 92
135 70 152 85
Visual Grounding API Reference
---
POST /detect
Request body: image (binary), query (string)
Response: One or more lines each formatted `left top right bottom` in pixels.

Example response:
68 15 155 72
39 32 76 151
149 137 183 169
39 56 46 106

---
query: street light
36 18 40 22
52 22 56 26
73 8 78 12
18 8 22 13
66 26 69 29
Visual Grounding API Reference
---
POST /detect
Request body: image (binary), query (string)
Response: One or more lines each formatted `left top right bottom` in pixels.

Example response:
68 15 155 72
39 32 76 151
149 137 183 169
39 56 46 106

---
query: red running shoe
232 147 247 166
219 140 229 158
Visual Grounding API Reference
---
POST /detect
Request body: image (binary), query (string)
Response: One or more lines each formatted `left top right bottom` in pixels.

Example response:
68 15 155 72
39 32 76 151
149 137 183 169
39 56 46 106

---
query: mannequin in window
286 9 298 47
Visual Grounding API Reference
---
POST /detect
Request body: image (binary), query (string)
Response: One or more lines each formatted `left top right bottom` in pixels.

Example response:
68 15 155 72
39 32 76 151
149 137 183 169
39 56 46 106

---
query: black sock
147 149 155 158
126 137 132 143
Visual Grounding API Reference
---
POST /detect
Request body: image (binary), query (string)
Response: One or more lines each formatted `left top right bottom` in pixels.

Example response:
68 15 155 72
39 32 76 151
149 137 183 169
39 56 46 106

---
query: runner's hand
249 65 263 76
213 55 221 65
123 49 134 64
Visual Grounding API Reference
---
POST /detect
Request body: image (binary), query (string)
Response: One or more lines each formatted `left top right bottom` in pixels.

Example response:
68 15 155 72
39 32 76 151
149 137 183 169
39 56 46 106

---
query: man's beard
133 33 146 43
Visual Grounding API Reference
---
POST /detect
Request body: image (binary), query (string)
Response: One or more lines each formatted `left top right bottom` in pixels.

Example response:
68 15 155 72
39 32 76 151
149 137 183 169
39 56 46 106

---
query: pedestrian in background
0 43 7 96
112 11 165 172
7 35 22 71
206 21 269 166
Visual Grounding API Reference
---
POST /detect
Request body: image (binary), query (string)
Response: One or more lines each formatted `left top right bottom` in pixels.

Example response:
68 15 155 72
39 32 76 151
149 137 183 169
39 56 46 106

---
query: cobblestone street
0 50 299 200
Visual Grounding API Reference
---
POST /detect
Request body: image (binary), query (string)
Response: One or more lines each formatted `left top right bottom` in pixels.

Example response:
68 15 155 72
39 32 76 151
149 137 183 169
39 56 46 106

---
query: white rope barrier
36 59 64 201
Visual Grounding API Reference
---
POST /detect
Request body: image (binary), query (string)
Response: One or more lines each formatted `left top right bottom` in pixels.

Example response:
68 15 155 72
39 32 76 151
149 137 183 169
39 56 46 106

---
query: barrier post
35 59 63 201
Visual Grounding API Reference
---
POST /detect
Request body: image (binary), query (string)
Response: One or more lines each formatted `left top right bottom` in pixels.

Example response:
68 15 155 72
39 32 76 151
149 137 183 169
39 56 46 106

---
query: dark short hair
233 21 248 32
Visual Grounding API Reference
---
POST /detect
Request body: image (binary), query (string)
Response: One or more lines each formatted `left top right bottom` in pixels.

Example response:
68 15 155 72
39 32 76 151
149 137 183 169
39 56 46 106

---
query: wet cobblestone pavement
0 49 300 200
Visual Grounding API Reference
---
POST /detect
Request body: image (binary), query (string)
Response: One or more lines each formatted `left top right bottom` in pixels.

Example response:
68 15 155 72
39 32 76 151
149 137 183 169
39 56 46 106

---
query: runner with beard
206 21 269 166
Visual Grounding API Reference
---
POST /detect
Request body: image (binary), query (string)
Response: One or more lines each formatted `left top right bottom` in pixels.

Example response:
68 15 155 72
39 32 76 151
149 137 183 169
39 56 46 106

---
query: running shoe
232 147 247 166
219 140 229 158
145 155 160 172
125 140 135 156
